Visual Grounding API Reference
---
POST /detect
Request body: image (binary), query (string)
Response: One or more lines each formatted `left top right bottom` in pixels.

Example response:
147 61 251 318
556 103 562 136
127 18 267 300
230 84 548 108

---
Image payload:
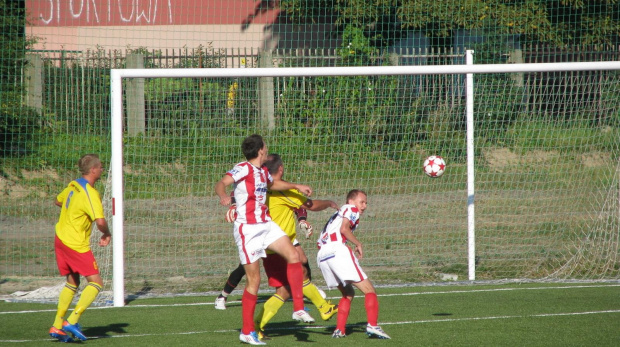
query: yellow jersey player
49 154 111 342
254 153 339 340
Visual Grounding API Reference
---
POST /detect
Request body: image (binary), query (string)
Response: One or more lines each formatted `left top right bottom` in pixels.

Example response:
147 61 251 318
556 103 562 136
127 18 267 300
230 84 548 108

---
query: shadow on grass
261 321 371 341
83 323 129 338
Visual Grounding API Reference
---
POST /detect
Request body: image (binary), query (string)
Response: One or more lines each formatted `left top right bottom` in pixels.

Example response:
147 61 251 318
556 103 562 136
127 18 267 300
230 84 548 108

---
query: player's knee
357 281 375 294
283 249 300 263
246 278 260 292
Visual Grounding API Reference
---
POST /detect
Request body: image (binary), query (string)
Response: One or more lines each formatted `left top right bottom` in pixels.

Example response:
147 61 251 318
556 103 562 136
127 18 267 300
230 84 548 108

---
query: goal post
110 58 620 307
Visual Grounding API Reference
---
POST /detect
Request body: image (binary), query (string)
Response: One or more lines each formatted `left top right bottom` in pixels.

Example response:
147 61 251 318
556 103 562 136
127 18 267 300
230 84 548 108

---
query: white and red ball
423 155 446 178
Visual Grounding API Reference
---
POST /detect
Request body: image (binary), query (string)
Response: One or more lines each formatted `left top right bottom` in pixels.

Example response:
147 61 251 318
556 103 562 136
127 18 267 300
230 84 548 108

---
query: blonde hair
78 154 101 176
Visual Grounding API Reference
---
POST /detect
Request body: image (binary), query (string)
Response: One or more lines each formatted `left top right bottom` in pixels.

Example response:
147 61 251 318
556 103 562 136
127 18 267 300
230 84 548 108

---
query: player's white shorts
234 221 287 265
317 243 368 288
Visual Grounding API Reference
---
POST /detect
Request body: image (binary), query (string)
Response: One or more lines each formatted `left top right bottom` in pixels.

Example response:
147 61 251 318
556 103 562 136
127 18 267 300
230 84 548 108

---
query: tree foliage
280 0 620 47
0 0 39 157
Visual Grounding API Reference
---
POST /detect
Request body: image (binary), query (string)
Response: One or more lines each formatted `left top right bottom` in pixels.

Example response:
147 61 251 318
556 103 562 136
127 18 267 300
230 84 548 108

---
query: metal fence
23 45 620 136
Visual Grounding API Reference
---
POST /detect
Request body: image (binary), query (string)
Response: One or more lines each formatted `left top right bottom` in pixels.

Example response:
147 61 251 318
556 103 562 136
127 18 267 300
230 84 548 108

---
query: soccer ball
317 288 327 299
423 155 446 178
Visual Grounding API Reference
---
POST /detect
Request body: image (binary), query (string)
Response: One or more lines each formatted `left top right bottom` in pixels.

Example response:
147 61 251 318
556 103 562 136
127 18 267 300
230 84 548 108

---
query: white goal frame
110 53 620 307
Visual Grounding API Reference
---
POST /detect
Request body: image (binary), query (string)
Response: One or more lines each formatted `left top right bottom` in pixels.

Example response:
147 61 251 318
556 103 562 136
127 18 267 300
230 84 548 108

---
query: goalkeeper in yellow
255 153 339 340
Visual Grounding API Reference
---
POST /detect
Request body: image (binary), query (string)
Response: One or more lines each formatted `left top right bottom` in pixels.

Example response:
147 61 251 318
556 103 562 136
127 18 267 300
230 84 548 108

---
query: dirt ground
1 148 616 299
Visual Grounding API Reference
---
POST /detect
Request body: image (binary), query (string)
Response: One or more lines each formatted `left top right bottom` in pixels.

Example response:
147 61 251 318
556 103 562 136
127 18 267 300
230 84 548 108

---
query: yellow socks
66 282 102 325
302 279 327 309
255 294 285 330
53 283 78 329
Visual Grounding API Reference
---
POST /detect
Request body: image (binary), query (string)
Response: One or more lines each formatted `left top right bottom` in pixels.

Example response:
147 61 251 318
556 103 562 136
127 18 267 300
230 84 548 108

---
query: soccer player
254 153 339 340
214 134 315 345
316 189 391 339
49 154 111 342
214 207 315 310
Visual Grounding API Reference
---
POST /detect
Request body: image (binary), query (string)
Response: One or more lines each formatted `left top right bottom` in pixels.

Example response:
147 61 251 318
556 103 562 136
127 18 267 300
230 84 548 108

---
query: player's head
241 134 266 160
264 153 284 176
346 189 367 214
78 154 103 179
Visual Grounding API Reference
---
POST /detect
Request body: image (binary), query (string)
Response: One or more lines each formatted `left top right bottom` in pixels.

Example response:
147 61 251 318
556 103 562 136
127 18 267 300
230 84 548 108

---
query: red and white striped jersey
226 161 273 224
317 204 360 247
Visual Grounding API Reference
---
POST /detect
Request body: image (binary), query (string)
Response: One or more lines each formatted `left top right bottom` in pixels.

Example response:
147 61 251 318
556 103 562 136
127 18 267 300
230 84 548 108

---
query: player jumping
214 134 315 345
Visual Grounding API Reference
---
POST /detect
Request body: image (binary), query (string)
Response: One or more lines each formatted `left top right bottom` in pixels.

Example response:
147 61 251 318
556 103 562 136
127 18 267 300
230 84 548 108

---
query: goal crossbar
112 61 620 79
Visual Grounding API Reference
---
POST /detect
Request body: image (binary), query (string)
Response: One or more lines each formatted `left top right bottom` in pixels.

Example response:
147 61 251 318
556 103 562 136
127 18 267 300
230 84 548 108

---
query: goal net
105 55 620 305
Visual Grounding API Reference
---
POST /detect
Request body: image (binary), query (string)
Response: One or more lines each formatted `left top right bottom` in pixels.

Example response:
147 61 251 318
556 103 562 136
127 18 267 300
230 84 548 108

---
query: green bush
0 92 42 157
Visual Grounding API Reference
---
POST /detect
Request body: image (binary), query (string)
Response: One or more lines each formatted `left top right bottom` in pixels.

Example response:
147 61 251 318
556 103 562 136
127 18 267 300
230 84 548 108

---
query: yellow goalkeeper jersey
266 189 307 254
55 178 105 253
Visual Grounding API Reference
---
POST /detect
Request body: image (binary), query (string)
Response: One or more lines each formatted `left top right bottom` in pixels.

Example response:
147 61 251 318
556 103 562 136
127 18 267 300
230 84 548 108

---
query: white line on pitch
0 309 618 343
377 283 620 298
1 283 618 315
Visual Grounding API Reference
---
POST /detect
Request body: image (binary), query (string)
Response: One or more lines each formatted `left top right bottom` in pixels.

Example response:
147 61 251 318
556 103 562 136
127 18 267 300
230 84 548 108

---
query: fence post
259 50 275 130
25 54 43 114
507 49 524 87
126 53 145 135
388 52 399 66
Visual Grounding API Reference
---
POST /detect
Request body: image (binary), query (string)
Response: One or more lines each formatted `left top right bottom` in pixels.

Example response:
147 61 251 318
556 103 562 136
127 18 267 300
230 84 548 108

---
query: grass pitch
1 282 619 346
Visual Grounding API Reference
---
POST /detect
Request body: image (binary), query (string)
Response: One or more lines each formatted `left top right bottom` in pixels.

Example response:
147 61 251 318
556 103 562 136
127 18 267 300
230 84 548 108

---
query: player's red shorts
263 253 289 287
54 235 99 277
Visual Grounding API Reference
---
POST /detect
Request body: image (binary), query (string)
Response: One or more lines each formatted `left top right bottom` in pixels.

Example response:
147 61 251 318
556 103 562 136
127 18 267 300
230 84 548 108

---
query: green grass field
2 282 619 346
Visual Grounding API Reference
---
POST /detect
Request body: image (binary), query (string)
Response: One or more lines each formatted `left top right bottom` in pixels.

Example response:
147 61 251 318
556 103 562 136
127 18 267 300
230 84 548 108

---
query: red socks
287 262 305 311
241 289 257 334
365 292 379 326
336 297 351 332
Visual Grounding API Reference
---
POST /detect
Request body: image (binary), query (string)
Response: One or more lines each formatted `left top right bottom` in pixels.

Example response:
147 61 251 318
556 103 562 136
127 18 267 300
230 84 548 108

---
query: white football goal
106 51 620 307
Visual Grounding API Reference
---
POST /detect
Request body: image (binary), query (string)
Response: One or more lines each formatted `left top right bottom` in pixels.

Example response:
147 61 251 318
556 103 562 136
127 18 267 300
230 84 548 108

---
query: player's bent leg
214 296 227 310
216 263 246 309
255 293 286 340
296 245 313 280
295 245 308 265
302 279 337 321
267 236 300 264
66 282 102 325
268 237 310 318
52 283 77 331
225 263 246 291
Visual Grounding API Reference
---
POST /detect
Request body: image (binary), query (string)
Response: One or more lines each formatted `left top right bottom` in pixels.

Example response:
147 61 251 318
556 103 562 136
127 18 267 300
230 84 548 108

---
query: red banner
27 0 278 27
